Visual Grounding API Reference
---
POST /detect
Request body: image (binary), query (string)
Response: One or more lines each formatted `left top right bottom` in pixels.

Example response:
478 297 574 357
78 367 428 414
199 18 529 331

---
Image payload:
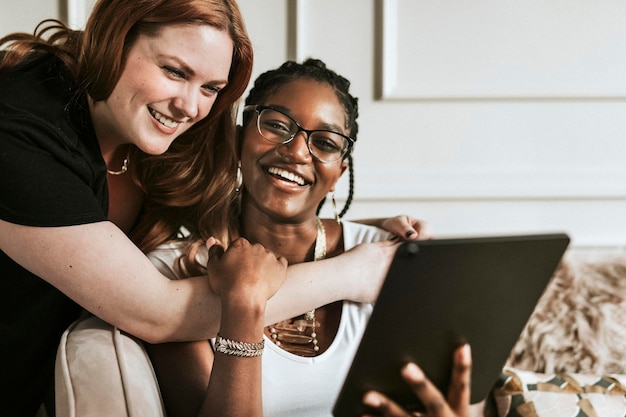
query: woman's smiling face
90 23 233 154
240 78 349 223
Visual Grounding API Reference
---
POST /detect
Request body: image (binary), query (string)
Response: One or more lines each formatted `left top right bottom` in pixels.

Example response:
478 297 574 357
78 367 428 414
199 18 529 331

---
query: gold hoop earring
332 192 340 224
235 161 243 193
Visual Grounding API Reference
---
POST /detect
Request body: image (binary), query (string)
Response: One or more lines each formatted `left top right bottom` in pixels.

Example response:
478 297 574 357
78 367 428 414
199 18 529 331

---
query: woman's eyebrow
318 122 345 134
265 104 346 133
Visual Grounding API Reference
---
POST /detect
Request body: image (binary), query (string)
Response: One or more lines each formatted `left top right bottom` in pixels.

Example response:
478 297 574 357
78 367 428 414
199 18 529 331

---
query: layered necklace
266 217 326 357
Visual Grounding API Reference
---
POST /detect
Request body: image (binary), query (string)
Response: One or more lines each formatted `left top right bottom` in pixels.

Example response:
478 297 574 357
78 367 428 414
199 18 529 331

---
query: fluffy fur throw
506 249 626 375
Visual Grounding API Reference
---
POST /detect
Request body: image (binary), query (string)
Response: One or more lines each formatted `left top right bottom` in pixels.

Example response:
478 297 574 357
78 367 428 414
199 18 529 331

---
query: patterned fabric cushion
492 367 626 417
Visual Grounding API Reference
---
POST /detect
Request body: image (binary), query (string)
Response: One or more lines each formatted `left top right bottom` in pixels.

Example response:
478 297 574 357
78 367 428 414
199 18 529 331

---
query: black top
0 54 108 416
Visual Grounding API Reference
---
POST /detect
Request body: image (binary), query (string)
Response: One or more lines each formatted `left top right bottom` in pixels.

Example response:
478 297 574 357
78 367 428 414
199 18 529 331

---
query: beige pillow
55 315 166 417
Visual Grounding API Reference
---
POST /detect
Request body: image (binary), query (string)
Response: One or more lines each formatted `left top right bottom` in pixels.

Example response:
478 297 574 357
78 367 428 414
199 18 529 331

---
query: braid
315 154 354 218
339 154 354 218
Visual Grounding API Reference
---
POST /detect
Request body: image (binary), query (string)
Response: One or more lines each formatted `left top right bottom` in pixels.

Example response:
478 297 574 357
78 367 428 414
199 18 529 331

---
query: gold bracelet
214 333 264 357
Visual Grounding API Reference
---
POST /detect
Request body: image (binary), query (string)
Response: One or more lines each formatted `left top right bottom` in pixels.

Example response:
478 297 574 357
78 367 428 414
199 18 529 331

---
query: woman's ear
328 160 349 192
339 160 349 177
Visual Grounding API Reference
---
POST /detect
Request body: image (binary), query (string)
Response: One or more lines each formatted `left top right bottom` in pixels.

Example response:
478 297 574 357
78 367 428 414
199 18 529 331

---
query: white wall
3 0 625 247
237 0 626 248
0 0 58 34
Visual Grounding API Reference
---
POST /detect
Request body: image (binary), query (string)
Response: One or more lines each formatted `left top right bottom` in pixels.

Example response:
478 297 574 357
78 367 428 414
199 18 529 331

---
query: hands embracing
205 237 288 308
382 215 434 241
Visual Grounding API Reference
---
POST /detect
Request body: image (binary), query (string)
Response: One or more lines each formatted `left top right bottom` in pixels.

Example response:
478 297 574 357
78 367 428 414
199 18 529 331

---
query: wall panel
0 0 57 34
381 0 626 99
239 0 626 247
2 0 623 247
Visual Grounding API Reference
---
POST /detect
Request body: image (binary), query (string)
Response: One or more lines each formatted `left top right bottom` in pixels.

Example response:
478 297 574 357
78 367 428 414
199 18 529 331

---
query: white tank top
149 221 391 417
261 221 390 416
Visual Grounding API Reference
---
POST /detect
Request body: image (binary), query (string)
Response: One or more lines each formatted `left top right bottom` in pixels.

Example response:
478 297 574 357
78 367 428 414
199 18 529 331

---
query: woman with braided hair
147 58 469 417
244 58 361 221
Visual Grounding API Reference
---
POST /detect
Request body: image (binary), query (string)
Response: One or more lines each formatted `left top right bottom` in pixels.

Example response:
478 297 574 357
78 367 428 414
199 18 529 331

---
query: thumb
206 237 225 261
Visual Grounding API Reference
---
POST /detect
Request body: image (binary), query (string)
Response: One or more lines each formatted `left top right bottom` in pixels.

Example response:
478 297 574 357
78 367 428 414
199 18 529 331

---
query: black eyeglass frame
243 104 356 163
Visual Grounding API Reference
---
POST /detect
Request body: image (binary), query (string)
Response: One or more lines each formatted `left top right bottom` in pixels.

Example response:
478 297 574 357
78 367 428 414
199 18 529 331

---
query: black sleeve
0 111 108 227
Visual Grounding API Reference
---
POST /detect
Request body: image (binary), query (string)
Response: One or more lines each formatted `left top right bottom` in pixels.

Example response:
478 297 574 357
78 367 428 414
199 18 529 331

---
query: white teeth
268 167 306 185
150 109 179 128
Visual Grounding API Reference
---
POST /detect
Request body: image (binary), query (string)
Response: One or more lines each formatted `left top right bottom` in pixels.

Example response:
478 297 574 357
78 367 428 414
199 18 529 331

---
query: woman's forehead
262 79 346 126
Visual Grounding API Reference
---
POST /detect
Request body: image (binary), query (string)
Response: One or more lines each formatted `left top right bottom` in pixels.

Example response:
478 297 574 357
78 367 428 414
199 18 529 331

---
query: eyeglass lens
257 108 349 163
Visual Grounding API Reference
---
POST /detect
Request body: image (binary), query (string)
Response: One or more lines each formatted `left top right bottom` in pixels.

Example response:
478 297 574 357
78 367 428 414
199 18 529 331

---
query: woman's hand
382 215 433 241
205 237 288 308
362 344 472 417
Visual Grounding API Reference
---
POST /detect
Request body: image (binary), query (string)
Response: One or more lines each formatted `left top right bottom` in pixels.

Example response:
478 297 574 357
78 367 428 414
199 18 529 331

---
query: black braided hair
243 58 358 218
315 154 354 218
339 154 354 217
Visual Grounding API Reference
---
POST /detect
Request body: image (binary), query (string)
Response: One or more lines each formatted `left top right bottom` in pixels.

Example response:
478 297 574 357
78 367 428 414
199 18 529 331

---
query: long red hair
1 0 254 252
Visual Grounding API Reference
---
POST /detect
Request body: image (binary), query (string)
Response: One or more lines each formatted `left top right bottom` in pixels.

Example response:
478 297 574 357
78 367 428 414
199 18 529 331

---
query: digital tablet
333 233 570 416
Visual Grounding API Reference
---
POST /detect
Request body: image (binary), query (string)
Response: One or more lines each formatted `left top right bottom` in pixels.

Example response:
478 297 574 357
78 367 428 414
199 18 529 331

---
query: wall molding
339 166 626 200
380 0 626 101
64 0 96 29
286 0 305 62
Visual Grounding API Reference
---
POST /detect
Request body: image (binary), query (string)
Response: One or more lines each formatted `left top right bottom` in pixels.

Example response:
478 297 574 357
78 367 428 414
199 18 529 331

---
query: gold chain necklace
267 217 326 356
107 147 130 175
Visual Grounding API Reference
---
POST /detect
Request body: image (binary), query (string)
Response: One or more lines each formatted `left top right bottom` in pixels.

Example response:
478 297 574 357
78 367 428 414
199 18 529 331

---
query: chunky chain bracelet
214 333 264 357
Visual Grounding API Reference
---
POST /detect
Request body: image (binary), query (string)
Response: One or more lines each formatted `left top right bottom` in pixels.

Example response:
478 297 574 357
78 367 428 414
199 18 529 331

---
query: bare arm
148 239 279 417
353 215 433 240
0 219 222 343
148 239 402 417
264 238 400 322
199 304 265 417
147 341 214 416
1 219 397 343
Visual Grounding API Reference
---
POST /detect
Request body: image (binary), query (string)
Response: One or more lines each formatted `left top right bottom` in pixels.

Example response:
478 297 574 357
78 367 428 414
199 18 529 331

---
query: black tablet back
333 233 570 416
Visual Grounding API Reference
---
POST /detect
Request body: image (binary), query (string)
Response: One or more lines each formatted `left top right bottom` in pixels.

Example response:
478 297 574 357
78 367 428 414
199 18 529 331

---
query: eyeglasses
244 105 355 163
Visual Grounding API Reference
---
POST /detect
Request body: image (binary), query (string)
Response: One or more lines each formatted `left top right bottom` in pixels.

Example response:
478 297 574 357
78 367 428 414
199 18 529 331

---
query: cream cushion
55 314 166 417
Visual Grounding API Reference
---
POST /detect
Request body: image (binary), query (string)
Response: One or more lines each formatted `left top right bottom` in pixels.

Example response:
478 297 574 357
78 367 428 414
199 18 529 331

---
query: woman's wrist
220 297 267 343
340 242 394 303
214 333 264 357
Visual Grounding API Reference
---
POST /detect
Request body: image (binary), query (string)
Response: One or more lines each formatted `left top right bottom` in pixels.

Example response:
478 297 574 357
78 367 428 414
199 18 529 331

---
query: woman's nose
278 131 313 162
172 87 200 120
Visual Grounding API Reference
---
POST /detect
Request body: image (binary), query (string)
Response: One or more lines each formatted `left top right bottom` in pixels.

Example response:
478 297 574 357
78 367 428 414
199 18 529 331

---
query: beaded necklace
267 217 326 356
